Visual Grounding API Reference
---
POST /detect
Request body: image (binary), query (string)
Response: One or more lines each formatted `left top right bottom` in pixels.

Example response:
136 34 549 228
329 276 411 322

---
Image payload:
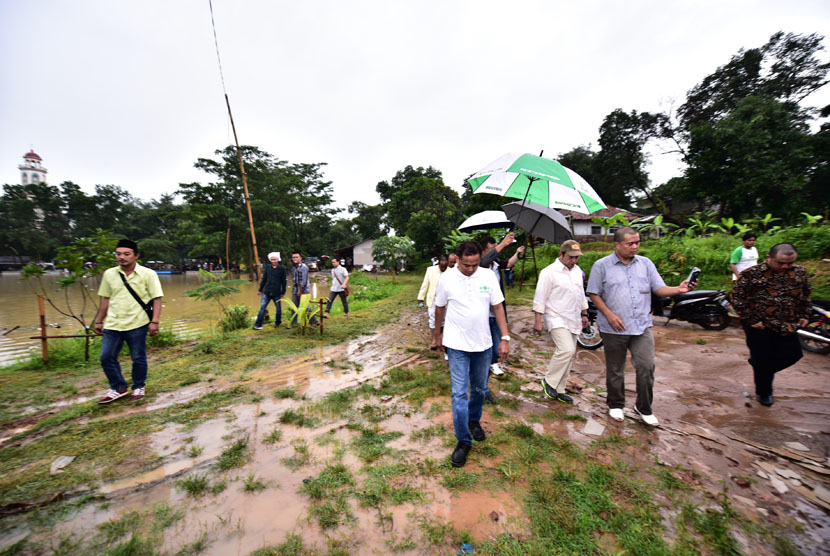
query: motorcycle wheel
698 303 730 330
577 324 603 350
799 318 830 355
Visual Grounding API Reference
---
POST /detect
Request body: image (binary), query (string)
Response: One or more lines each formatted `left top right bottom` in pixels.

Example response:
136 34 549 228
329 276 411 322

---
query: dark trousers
742 325 803 397
600 328 655 414
100 325 149 391
325 291 349 315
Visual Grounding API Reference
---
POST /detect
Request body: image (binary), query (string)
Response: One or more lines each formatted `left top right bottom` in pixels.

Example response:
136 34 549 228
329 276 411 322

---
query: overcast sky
2 1 828 214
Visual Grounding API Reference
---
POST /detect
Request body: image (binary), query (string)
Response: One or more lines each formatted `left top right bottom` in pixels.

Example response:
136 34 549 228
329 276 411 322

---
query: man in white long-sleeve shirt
532 240 589 403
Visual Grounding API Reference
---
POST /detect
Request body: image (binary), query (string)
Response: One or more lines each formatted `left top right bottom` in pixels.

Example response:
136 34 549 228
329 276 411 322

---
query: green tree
348 201 388 240
657 31 829 221
21 230 117 360
178 146 337 271
594 109 665 210
372 236 415 282
379 167 461 256
0 182 68 259
685 96 814 220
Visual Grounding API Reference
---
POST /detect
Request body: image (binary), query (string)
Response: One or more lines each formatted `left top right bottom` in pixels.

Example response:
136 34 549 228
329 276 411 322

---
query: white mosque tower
19 150 47 185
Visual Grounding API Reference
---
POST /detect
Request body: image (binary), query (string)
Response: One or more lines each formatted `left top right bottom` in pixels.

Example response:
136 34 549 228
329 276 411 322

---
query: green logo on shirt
479 285 490 293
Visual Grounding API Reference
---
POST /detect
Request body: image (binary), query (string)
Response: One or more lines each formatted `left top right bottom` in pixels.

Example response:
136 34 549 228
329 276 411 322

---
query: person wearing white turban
254 252 286 329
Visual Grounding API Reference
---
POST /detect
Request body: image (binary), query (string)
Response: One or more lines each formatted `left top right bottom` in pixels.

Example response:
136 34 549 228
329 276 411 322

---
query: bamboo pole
226 227 231 273
37 295 48 364
224 94 260 283
29 334 103 339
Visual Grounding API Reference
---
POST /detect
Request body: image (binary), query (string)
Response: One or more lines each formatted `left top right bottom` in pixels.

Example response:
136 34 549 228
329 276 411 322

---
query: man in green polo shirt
93 239 164 404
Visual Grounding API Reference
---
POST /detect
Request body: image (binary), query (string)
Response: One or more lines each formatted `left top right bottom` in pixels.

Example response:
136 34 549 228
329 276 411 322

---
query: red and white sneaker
130 388 146 401
98 388 128 405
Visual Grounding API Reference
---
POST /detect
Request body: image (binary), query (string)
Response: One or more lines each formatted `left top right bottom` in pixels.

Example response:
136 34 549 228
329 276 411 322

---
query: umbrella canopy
458 210 513 232
468 153 606 214
501 201 572 244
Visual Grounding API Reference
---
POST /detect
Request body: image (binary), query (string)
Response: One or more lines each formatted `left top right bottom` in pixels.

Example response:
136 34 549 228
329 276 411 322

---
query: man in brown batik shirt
731 243 811 407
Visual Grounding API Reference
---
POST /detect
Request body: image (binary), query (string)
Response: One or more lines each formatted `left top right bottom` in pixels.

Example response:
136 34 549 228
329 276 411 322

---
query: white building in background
19 150 47 185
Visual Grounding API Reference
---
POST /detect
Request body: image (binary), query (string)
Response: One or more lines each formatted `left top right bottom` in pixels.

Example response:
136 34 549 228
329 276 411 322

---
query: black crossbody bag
119 272 155 322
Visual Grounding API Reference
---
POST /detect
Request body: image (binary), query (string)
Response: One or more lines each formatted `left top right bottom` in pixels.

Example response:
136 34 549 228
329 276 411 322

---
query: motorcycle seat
673 290 722 302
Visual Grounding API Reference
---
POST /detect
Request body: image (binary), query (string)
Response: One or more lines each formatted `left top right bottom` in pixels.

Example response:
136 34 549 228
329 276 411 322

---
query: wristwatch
501 335 511 341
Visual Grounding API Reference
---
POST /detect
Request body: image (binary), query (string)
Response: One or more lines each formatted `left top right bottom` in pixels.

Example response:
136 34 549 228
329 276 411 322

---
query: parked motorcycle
577 297 603 350
651 289 732 330
798 300 830 355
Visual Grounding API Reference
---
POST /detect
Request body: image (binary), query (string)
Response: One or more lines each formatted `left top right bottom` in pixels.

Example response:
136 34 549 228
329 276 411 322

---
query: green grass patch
216 435 250 471
349 425 403 463
281 439 312 471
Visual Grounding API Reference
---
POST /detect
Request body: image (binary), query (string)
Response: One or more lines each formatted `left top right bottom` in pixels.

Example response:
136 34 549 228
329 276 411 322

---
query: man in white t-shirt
431 241 510 468
730 232 758 281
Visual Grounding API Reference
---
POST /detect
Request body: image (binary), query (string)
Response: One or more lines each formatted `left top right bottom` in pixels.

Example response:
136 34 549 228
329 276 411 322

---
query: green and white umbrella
467 153 606 214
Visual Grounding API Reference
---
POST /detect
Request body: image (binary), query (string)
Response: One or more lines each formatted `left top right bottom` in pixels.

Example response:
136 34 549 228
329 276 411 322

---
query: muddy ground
1 303 828 555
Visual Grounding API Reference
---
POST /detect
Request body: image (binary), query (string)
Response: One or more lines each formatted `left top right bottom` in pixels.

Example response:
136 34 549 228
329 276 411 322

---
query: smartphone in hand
687 266 701 285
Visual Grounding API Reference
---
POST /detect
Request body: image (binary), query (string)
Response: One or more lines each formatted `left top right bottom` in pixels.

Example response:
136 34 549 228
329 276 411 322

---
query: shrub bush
220 305 250 332
525 226 830 292
147 319 180 348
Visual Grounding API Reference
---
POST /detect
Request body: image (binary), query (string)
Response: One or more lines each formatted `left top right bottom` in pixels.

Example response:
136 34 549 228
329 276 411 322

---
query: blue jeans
446 347 490 446
255 293 283 327
488 316 501 364
100 325 149 391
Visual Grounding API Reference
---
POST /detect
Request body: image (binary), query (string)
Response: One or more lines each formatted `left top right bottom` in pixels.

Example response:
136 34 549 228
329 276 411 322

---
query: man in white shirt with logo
431 241 510 468
532 240 589 404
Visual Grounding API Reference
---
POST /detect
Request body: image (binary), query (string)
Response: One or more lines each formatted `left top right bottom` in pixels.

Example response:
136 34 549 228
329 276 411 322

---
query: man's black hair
438 253 449 262
457 241 483 258
742 231 757 241
480 236 497 248
769 243 797 258
291 250 302 257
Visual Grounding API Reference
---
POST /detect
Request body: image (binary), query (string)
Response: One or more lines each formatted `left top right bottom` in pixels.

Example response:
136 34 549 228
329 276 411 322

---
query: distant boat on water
147 261 183 274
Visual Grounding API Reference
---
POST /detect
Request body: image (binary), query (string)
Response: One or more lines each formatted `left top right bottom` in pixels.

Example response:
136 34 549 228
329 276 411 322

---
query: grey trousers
600 328 655 414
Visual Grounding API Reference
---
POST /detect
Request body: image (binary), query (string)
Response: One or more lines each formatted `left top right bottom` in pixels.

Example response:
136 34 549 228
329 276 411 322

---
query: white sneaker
490 363 505 376
253 326 263 330
634 406 659 426
608 408 624 422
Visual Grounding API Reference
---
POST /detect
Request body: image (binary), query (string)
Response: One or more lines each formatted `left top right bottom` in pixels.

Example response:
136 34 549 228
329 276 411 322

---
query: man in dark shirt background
254 251 287 330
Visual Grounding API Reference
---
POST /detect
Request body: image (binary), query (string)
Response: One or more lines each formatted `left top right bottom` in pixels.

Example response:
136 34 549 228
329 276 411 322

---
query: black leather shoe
557 392 573 403
541 378 558 400
451 442 472 468
757 394 774 406
468 421 486 442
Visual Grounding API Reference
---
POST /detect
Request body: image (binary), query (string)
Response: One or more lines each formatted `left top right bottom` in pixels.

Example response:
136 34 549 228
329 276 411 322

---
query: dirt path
2 305 828 555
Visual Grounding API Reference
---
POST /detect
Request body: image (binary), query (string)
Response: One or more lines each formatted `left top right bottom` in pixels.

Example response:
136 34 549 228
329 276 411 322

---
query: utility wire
208 0 227 95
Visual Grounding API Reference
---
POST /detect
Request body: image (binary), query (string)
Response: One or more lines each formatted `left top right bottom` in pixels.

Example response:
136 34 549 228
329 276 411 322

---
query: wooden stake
38 295 48 364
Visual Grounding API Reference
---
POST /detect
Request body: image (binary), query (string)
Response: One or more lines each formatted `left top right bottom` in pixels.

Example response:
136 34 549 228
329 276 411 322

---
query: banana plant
631 215 677 238
746 213 781 232
591 213 630 244
281 293 324 334
801 212 824 227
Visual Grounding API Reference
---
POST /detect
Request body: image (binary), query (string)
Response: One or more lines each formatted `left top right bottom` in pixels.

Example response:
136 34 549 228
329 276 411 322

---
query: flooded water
0 270 332 365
